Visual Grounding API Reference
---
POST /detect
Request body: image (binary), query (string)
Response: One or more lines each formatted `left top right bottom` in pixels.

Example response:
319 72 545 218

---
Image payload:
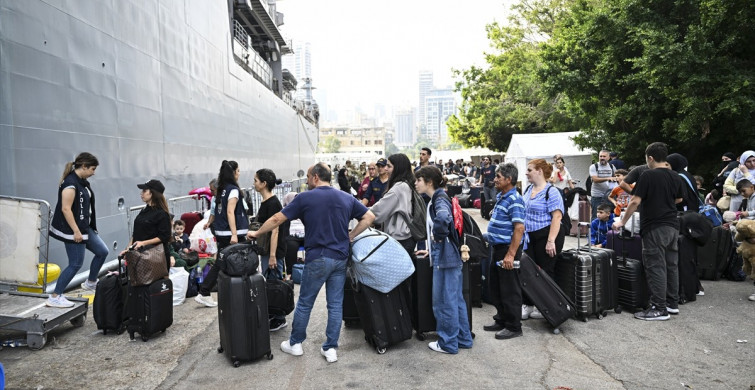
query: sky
276 0 517 122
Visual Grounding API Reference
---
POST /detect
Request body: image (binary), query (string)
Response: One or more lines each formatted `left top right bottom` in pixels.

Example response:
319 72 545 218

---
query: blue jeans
261 255 286 321
55 228 109 295
289 257 346 350
432 265 473 354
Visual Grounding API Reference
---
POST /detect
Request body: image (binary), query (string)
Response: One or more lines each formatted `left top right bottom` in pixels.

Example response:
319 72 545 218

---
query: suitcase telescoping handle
577 221 592 253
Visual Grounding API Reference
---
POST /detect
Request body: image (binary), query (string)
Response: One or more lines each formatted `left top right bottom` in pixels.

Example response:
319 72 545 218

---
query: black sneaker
495 329 523 340
634 306 670 321
483 322 505 332
269 318 288 332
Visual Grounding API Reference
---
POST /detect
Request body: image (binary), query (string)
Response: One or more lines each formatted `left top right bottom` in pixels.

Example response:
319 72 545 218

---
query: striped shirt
523 184 564 233
488 188 525 245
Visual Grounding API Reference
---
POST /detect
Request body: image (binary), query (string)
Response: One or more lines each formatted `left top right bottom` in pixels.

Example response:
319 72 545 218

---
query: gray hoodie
370 181 412 240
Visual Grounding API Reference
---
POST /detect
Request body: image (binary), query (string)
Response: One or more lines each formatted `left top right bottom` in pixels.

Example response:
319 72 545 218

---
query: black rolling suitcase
469 259 483 307
696 226 733 280
411 256 474 340
677 235 699 304
455 194 473 208
93 271 127 335
481 199 495 220
519 253 575 333
125 278 173 341
613 229 649 313
343 272 361 327
354 280 413 354
217 271 273 366
555 222 618 321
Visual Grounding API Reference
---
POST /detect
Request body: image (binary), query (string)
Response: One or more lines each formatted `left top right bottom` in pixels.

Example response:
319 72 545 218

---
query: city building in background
424 87 456 143
394 107 416 147
418 70 433 127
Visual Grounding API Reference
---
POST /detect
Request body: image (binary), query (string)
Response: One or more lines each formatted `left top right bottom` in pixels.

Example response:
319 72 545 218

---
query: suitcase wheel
141 335 149 342
102 329 108 335
582 316 588 323
70 315 86 328
614 307 622 314
266 352 274 360
376 346 386 355
233 360 240 368
553 328 561 335
217 346 224 353
471 332 475 339
416 332 427 341
129 332 135 341
597 311 607 320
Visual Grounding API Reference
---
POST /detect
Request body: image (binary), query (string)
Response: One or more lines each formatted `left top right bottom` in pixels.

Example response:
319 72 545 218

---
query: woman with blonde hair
48 152 109 308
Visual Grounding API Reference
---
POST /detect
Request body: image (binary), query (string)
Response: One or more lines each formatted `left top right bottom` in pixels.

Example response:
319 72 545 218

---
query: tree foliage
540 0 755 174
451 0 754 176
448 0 586 152
319 136 341 153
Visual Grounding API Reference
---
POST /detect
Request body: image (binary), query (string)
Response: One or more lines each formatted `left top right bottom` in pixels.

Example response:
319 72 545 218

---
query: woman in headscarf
723 150 755 211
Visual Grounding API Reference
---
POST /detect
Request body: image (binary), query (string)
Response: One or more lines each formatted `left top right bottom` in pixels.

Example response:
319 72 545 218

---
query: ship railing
232 20 273 89
242 178 308 216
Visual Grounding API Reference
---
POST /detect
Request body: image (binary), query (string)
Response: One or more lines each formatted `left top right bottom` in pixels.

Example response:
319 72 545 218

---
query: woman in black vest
122 179 172 271
195 160 249 307
48 153 109 308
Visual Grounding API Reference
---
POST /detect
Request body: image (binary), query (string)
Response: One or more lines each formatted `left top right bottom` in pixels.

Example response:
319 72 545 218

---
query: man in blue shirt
483 163 526 339
249 163 375 363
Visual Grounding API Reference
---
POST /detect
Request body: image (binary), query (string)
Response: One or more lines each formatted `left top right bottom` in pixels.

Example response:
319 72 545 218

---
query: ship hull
0 0 317 289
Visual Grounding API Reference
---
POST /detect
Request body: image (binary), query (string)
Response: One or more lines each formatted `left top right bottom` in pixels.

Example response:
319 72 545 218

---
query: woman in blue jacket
48 152 109 308
414 166 473 354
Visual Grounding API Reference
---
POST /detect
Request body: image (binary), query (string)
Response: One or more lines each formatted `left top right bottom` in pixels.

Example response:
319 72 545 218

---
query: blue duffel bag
350 228 415 293
292 263 304 284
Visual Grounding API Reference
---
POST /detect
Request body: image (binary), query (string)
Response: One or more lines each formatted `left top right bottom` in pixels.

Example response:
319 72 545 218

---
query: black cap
609 151 618 157
376 158 387 167
137 179 165 194
723 152 735 160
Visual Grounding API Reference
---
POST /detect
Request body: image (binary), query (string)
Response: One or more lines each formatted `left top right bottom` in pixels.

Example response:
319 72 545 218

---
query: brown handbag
126 244 168 286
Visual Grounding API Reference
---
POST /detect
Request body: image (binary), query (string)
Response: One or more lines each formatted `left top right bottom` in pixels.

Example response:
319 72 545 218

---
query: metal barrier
0 196 52 290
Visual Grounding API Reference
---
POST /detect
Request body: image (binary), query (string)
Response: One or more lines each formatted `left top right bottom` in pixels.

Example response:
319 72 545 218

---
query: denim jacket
429 189 462 269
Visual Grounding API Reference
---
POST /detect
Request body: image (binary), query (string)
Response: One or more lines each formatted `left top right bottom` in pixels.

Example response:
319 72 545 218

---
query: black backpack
218 242 260 276
403 188 428 241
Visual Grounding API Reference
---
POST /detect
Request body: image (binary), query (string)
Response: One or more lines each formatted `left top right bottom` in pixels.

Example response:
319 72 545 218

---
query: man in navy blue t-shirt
249 162 375 363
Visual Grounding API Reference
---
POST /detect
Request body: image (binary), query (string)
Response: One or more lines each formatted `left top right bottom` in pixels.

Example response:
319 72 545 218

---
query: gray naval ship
0 0 319 290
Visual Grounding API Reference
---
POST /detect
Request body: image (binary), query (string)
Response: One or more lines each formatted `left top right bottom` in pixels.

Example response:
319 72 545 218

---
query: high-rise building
394 108 416 147
424 88 456 143
283 41 312 100
418 71 433 127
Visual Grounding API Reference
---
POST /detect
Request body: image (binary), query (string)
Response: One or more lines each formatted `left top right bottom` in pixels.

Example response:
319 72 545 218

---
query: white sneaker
46 295 75 308
281 340 303 356
529 306 544 319
80 280 98 291
194 294 217 307
320 347 338 363
521 304 532 320
428 341 449 354
749 293 755 302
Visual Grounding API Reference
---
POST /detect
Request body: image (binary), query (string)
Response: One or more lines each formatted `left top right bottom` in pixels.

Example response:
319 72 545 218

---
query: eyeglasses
368 168 376 170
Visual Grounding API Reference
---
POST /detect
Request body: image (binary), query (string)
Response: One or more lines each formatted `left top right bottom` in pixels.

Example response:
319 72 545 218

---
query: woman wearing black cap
121 179 172 271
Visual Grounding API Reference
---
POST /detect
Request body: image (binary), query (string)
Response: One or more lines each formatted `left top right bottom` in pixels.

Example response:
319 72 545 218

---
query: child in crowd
608 169 631 217
172 220 191 253
590 203 615 248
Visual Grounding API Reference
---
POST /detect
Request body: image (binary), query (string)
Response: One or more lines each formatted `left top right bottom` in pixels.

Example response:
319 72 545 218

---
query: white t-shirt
551 168 572 190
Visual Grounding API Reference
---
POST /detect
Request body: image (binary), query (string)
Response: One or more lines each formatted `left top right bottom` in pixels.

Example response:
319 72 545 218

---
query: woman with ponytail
195 160 249 307
48 153 109 308
250 168 290 331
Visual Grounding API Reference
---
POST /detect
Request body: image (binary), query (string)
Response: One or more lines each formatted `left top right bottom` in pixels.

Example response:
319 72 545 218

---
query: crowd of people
46 145 754 363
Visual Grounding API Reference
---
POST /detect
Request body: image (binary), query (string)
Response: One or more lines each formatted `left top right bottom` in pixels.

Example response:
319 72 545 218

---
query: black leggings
284 236 304 276
199 235 246 296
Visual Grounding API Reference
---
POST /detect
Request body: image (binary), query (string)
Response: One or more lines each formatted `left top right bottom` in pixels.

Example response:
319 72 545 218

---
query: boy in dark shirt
613 142 684 321
172 220 191 253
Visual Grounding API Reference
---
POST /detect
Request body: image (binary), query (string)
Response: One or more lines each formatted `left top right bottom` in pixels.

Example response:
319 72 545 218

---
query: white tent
504 132 594 190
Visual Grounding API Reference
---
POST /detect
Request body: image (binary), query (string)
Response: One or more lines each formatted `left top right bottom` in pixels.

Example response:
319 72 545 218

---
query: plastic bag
621 211 641 235
189 218 217 254
169 267 190 306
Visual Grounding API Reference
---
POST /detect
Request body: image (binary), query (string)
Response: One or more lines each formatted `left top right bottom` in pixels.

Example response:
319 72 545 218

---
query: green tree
448 0 586 152
319 136 341 153
540 0 755 175
385 142 400 156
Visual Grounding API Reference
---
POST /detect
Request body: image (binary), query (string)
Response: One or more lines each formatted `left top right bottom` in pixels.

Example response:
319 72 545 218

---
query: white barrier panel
0 198 42 284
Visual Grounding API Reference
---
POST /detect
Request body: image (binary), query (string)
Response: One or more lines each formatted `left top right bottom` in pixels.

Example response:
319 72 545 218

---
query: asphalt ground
1 209 753 390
